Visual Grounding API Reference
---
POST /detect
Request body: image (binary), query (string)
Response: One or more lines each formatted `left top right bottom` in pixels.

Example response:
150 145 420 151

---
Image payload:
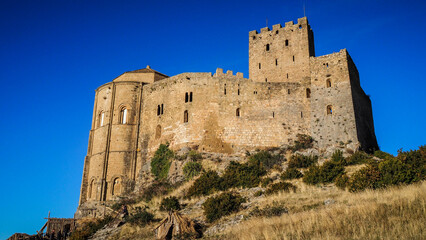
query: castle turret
249 17 315 83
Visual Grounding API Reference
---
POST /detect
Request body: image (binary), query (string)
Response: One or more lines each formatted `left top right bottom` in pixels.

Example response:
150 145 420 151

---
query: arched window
236 108 240 117
327 105 333 115
120 107 128 124
155 125 161 139
184 110 188 123
306 88 311 98
98 111 105 127
266 44 270 51
112 178 121 196
326 79 332 88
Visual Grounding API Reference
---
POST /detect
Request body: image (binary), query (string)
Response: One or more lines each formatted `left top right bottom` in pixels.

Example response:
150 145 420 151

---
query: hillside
70 142 425 240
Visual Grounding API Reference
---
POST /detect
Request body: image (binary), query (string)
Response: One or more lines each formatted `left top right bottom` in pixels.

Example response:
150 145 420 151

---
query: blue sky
0 0 425 238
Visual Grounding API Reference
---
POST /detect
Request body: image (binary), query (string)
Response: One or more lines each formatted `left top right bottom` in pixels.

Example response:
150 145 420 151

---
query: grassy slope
215 181 426 240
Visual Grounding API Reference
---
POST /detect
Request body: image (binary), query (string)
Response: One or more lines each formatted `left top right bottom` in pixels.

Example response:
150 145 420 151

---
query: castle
77 17 378 214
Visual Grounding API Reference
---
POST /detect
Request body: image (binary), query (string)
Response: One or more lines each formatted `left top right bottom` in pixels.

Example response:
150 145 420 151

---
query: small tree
151 144 174 180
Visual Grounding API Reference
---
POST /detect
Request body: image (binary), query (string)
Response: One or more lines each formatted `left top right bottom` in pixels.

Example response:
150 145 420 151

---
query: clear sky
0 0 425 238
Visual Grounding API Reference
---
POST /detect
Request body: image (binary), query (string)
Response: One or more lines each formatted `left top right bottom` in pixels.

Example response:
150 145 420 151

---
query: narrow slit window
287 73 289 79
266 44 270 51
306 88 311 98
326 79 332 88
185 92 188 102
238 89 240 95
161 104 164 115
272 112 275 118
121 108 128 124
285 40 289 46
236 108 240 117
288 89 291 94
265 78 268 82
327 105 333 115
259 63 261 69
184 110 188 123
275 59 278 66
224 84 227 95
301 112 303 118
293 56 295 62
157 105 160 116
99 111 105 127
190 92 193 102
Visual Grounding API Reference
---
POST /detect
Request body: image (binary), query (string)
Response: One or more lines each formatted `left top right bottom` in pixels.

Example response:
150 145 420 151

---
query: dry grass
214 181 426 240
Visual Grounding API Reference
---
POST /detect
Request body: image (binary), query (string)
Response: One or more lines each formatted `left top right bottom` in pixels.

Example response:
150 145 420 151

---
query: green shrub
289 134 314 152
288 154 318 169
188 150 202 161
249 150 283 171
377 158 419 187
126 207 154 226
265 182 297 195
249 202 288 217
261 177 273 188
348 164 381 192
374 150 395 160
343 151 371 166
183 161 203 180
335 174 349 190
151 144 174 180
319 161 345 183
221 161 267 189
141 181 174 202
331 150 344 163
186 170 222 198
69 215 113 240
281 168 303 180
303 165 322 185
160 196 181 211
202 192 246 222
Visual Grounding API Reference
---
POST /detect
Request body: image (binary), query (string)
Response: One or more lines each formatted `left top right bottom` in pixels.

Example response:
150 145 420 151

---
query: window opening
161 104 164 115
184 110 188 123
185 92 188 102
236 108 240 117
273 112 275 118
327 105 333 115
287 73 289 79
265 78 268 82
238 89 240 95
266 44 270 51
121 108 127 124
326 79 332 88
285 40 289 46
157 105 161 116
299 25 302 29
259 63 261 69
301 112 303 118
275 59 278 66
189 92 193 102
306 88 311 98
293 55 295 62
288 89 291 94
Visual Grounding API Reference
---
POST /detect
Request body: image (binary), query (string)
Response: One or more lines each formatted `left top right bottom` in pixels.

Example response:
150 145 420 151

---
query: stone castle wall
77 17 378 210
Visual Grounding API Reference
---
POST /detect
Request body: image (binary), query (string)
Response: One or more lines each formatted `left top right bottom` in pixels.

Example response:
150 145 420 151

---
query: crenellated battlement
214 68 244 78
249 17 310 38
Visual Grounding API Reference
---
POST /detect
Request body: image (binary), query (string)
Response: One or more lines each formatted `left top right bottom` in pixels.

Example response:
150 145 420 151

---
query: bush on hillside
141 181 175 202
186 170 222 198
151 144 174 180
221 161 267 189
331 150 345 163
289 134 314 152
374 150 395 160
288 154 318 169
335 173 349 190
160 196 181 211
202 192 246 222
281 168 303 180
126 206 154 226
319 161 345 183
347 164 381 192
302 165 322 185
343 151 371 166
188 150 202 161
261 177 273 188
250 202 288 217
265 182 297 195
183 161 203 180
249 150 284 170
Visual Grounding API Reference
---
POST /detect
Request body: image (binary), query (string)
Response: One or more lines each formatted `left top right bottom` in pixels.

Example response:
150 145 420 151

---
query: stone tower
249 17 315 83
78 67 167 207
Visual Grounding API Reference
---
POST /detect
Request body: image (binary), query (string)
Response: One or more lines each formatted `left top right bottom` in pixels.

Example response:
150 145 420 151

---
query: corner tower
249 17 315 83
